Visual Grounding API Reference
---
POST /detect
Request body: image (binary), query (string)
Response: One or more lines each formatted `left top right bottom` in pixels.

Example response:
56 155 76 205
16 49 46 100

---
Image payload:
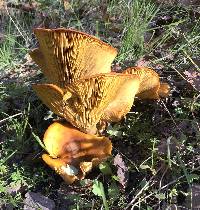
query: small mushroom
42 121 112 184
122 66 170 99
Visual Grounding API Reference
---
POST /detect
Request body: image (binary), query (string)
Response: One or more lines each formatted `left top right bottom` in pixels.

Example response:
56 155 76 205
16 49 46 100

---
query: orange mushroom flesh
30 28 117 87
42 121 112 184
122 67 170 99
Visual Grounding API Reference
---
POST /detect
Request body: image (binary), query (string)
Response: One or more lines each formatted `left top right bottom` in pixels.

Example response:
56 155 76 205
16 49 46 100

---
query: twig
125 178 155 210
0 112 22 125
127 174 184 209
126 163 200 209
126 166 163 210
171 66 199 92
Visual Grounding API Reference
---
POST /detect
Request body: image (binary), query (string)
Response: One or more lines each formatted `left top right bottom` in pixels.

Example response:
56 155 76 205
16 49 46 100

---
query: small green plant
92 180 109 210
3 108 29 152
0 33 28 72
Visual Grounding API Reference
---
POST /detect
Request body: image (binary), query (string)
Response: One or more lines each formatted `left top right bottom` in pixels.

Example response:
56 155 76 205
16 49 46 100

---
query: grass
117 0 159 63
0 0 200 209
0 30 17 71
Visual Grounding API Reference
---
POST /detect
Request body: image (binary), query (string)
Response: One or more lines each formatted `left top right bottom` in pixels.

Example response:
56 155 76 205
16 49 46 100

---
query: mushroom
29 28 118 87
122 66 170 99
32 73 140 134
42 121 112 184
30 28 171 184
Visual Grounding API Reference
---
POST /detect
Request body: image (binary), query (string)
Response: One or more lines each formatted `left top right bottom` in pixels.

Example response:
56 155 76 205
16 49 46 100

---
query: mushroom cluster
31 28 170 184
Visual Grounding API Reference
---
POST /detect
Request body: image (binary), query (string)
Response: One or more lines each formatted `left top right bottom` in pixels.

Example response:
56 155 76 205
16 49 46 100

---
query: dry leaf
113 154 129 188
24 192 55 210
184 69 200 92
114 154 129 188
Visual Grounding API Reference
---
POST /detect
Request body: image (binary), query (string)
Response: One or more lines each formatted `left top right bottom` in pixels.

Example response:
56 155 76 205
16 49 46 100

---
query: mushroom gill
30 28 118 87
32 73 140 134
42 121 112 184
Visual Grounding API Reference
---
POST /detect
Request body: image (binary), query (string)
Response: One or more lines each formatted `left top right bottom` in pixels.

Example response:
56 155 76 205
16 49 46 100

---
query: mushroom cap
32 73 138 133
42 121 112 184
43 121 112 158
101 75 140 122
123 67 170 99
29 48 47 77
30 28 118 87
42 154 77 184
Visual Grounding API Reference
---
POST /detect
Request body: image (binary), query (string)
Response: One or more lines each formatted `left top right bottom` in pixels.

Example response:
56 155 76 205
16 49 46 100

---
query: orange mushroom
29 28 117 87
42 121 112 184
32 73 140 134
30 28 172 185
30 28 170 132
122 66 170 99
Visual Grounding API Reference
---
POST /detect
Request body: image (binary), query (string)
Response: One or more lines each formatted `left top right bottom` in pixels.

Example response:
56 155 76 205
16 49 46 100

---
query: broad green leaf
92 180 103 197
